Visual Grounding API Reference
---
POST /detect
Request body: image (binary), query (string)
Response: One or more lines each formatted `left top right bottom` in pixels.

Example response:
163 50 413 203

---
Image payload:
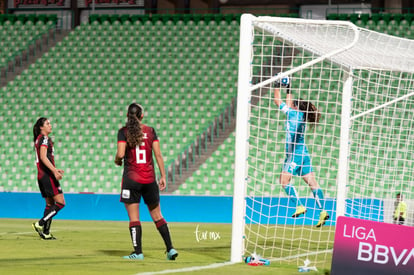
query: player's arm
152 141 166 191
115 141 126 166
286 92 294 108
273 74 291 107
273 87 282 107
39 146 63 180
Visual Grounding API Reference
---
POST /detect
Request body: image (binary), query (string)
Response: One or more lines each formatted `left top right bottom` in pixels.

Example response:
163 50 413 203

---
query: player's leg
281 159 306 217
33 177 65 239
302 172 325 209
121 179 144 260
148 203 178 260
38 193 65 227
123 202 144 259
302 171 329 227
42 197 58 239
144 181 177 260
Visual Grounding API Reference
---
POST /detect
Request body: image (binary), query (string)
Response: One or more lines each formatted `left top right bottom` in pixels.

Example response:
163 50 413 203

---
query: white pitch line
134 261 236 275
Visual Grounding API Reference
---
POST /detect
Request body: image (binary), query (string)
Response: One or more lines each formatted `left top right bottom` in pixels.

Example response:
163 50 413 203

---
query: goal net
231 14 414 269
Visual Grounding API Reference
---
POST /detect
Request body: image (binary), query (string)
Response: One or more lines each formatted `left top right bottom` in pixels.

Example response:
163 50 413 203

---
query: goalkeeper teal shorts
282 151 314 176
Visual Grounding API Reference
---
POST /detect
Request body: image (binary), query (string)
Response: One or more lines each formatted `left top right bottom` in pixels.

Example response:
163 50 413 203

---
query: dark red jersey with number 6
117 125 159 184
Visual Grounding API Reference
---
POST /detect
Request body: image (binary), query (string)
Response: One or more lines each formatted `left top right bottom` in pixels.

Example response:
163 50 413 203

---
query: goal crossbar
251 16 414 73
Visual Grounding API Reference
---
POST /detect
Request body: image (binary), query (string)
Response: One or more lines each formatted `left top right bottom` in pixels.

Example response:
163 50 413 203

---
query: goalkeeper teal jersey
279 102 313 176
279 102 309 156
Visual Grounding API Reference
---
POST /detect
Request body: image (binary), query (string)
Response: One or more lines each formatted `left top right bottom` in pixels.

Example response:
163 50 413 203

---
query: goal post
231 14 414 267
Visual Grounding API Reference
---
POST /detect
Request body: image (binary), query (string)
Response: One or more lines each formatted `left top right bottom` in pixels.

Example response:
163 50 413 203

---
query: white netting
234 15 414 269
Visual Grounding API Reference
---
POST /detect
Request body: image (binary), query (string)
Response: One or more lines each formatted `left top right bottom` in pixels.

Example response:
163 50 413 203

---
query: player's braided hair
295 99 321 127
126 103 144 148
33 117 53 145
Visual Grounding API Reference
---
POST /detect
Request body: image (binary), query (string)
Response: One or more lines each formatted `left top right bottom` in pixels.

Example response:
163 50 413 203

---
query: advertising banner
331 216 414 275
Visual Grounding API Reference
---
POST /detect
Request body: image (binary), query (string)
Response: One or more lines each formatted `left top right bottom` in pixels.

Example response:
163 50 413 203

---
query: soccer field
0 219 328 274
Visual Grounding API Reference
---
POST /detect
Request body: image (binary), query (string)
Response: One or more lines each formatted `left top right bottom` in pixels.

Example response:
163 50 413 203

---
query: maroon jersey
34 134 55 179
117 124 159 184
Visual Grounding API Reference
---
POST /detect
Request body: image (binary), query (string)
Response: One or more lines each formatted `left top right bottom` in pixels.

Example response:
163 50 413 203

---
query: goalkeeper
273 74 329 227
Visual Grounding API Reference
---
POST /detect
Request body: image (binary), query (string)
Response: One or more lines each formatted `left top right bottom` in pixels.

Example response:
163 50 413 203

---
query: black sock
39 202 64 226
43 205 52 234
44 219 52 234
129 221 142 254
155 219 173 251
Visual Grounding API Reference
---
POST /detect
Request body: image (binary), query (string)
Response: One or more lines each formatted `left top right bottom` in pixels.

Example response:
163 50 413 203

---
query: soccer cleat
122 253 144 260
316 211 330 227
166 248 178 260
292 205 307 218
32 222 44 238
42 233 56 240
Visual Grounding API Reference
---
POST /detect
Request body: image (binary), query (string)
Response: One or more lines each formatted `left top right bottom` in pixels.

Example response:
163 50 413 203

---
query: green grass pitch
0 219 329 274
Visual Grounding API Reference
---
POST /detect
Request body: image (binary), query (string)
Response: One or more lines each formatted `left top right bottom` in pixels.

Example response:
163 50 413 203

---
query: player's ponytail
296 100 321 127
33 117 48 144
126 103 144 148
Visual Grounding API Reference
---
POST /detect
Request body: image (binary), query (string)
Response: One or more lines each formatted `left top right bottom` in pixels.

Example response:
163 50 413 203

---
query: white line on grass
134 261 236 275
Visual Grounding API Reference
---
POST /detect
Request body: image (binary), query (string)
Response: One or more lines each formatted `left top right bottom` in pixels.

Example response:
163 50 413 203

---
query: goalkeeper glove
273 74 290 89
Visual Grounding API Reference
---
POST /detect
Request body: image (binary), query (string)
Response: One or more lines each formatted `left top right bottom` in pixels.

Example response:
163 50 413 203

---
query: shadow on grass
99 245 230 261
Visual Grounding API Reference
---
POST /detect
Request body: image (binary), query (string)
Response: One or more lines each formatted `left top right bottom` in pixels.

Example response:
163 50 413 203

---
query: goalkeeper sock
155 219 173 251
129 221 142 254
312 188 325 209
284 184 303 207
38 202 65 226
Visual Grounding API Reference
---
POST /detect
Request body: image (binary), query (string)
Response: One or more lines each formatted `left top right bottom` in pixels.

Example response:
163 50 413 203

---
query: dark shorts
37 174 62 198
394 217 405 225
120 177 160 206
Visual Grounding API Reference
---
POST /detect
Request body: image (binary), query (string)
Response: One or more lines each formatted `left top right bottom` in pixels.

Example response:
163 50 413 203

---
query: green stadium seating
0 13 240 194
3 12 412 197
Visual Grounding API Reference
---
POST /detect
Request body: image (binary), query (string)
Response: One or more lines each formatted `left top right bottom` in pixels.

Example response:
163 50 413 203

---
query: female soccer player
32 117 66 239
273 76 329 227
115 103 178 260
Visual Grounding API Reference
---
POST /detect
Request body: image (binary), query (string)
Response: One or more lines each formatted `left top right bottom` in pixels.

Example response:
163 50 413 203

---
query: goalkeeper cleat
42 233 56 240
122 252 144 260
32 222 44 238
166 248 178 261
316 211 330 227
292 206 307 218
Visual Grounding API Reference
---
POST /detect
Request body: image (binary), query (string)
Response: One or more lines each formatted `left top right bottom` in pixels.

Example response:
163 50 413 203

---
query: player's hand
114 158 123 166
273 73 290 89
158 177 166 191
54 169 63 180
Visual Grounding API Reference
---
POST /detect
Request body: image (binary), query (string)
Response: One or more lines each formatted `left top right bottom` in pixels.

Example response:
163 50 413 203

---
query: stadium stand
327 12 414 38
0 13 239 193
0 14 57 81
1 12 412 196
